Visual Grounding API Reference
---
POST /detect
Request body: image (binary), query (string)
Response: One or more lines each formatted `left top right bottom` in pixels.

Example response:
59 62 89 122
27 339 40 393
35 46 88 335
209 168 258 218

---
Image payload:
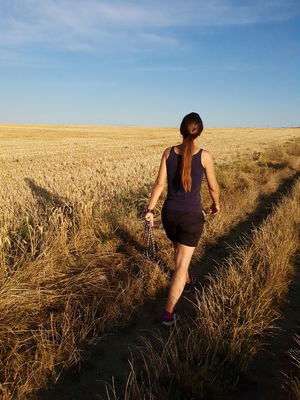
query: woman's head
180 112 203 140
179 112 204 192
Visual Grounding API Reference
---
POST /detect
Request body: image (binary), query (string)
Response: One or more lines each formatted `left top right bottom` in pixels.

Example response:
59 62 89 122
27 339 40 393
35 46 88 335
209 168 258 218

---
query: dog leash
143 219 159 261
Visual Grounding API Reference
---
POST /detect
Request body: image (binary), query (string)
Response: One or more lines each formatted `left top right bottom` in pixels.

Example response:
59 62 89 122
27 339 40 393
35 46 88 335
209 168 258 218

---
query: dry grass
107 177 300 400
0 124 299 399
283 332 300 399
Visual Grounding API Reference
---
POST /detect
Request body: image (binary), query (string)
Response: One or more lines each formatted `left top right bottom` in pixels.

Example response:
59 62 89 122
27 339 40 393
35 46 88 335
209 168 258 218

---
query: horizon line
0 122 299 129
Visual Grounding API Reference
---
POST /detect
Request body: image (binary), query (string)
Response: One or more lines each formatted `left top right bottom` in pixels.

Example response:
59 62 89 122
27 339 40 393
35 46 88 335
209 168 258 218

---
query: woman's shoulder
163 146 173 160
201 149 214 168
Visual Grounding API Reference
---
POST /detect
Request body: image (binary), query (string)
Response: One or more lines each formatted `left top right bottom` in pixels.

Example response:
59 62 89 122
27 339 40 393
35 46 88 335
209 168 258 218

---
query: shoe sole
161 315 180 326
184 278 197 293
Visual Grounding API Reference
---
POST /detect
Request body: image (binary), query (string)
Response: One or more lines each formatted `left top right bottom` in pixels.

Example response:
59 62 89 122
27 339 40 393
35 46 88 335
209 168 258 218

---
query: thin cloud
0 0 299 52
138 33 182 47
134 62 264 73
135 65 189 72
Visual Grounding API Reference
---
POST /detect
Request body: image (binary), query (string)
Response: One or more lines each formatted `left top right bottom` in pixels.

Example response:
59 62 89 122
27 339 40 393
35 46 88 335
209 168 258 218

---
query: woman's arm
202 150 221 215
145 148 168 225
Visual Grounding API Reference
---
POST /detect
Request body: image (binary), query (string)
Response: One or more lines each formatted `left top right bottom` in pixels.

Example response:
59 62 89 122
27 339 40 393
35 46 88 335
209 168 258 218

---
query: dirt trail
36 171 300 400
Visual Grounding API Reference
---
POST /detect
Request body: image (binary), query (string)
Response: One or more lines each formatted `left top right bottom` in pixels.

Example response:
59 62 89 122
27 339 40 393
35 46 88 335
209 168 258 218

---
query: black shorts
161 206 205 247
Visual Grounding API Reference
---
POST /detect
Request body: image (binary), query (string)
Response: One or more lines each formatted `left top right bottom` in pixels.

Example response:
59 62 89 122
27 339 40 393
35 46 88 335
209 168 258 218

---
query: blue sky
0 0 299 127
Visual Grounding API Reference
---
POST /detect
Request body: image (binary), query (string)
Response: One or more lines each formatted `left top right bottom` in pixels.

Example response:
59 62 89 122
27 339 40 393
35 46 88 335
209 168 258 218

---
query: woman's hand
144 212 154 227
208 202 221 215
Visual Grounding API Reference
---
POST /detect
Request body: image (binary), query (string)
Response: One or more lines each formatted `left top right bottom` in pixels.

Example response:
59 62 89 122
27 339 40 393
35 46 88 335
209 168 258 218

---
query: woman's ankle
186 271 191 284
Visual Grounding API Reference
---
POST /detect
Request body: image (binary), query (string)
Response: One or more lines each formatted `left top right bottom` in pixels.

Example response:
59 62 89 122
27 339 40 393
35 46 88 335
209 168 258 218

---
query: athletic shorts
161 206 205 247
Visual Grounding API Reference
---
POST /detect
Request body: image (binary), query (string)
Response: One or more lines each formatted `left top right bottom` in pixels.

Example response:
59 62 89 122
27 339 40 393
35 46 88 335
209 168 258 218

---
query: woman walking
144 112 220 326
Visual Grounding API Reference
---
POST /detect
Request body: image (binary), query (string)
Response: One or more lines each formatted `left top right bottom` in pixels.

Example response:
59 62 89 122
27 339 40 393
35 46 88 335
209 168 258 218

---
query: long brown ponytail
179 112 203 192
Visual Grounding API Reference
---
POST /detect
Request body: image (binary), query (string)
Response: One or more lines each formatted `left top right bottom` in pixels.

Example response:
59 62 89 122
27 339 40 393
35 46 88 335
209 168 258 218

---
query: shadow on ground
24 178 74 218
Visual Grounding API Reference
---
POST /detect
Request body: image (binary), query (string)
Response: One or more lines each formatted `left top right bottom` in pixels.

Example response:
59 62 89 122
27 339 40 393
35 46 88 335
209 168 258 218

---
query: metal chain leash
143 219 159 261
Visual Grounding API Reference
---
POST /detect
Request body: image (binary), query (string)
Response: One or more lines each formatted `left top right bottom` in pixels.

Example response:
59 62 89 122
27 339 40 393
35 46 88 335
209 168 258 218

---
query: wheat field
0 124 299 399
1 124 299 225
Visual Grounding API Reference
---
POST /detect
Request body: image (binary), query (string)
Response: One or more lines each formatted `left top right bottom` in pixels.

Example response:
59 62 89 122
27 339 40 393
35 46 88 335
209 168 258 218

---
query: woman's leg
165 242 196 314
172 241 190 284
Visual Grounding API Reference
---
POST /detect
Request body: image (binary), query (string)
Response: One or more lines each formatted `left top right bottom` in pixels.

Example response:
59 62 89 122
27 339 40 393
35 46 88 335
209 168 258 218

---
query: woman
144 112 220 326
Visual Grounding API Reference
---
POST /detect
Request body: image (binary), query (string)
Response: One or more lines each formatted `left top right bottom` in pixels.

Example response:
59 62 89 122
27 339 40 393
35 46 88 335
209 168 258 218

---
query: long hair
179 112 203 192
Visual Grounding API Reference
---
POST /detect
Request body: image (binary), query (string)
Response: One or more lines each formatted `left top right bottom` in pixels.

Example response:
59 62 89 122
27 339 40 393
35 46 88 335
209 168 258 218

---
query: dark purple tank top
163 146 204 212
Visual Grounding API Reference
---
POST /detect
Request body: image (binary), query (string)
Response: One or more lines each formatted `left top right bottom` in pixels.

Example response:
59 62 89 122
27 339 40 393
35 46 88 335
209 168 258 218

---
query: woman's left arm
144 148 168 225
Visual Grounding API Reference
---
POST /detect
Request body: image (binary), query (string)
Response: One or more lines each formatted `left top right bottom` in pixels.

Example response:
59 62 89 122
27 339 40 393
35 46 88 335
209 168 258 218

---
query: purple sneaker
184 272 197 293
161 310 180 326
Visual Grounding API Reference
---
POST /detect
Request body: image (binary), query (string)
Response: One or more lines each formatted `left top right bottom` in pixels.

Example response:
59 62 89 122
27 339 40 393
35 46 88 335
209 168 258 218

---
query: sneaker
184 272 197 293
161 310 180 326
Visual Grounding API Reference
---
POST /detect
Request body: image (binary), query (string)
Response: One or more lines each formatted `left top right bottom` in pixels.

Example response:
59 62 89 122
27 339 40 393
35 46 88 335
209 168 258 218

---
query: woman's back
163 145 204 212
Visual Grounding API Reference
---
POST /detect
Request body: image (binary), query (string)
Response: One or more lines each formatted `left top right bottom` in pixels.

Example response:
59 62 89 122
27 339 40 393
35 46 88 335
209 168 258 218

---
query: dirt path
36 171 300 400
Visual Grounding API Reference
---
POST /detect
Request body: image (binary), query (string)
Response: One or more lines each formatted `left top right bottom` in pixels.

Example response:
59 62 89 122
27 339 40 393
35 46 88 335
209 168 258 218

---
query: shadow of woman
24 178 73 218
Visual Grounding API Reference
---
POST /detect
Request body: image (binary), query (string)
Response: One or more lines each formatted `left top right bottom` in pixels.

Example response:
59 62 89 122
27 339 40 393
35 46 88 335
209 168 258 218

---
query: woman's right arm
202 150 220 215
